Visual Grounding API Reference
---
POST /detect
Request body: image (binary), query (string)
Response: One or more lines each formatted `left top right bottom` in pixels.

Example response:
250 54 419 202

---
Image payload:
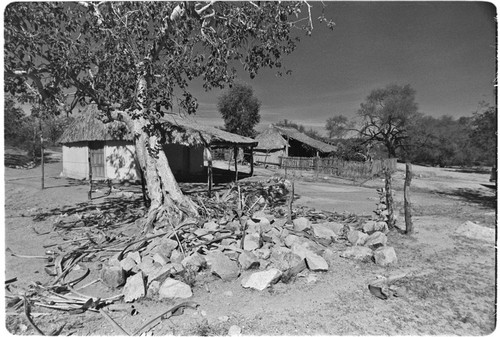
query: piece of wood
281 259 307 283
234 146 239 181
249 146 254 176
404 162 413 234
206 147 213 197
384 166 395 229
88 144 92 200
287 180 295 224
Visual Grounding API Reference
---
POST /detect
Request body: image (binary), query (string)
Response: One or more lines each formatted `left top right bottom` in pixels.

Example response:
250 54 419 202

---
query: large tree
217 82 261 137
357 84 420 158
5 1 334 230
470 103 497 165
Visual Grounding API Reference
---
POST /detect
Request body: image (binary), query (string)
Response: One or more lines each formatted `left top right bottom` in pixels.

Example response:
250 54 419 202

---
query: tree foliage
325 114 351 139
217 82 261 137
470 104 497 163
358 84 420 158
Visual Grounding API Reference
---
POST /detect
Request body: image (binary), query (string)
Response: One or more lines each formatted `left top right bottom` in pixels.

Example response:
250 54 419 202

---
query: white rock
364 232 387 249
243 233 261 251
228 325 242 336
123 272 146 302
340 246 374 262
305 253 329 271
455 221 495 243
293 217 311 232
203 221 219 231
310 223 338 243
347 230 369 246
241 269 282 291
205 251 240 280
238 251 260 270
374 246 398 266
158 278 193 300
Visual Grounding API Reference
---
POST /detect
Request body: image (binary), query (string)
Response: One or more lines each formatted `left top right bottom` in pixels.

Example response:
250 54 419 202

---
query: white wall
105 141 139 181
62 142 88 179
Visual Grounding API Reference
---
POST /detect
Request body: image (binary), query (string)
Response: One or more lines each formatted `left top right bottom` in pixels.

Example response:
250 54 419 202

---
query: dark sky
192 1 497 134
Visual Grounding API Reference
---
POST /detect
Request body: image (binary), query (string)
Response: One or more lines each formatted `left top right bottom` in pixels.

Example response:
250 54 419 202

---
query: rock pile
340 187 398 266
101 208 359 301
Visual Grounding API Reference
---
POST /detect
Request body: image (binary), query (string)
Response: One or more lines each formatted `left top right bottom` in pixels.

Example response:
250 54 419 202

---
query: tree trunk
132 117 198 231
127 71 198 232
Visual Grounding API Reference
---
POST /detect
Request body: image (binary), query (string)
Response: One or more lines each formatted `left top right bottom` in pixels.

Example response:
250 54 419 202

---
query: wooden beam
234 146 238 182
88 143 92 200
250 146 254 176
206 146 213 196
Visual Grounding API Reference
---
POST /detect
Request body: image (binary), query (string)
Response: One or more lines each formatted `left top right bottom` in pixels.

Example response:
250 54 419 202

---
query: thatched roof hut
58 104 257 182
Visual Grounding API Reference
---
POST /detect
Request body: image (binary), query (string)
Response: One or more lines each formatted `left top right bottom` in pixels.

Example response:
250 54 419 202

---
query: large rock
320 221 346 236
364 232 387 249
238 251 260 270
243 233 261 251
158 278 193 300
205 251 240 280
101 266 126 288
123 272 146 302
284 235 323 255
203 221 219 231
291 243 328 271
293 217 311 232
340 246 374 262
251 217 272 233
119 256 138 272
374 246 398 266
269 246 303 271
347 230 369 246
305 253 329 271
310 223 338 244
364 220 389 234
455 221 495 243
145 264 172 284
181 253 206 272
241 269 282 291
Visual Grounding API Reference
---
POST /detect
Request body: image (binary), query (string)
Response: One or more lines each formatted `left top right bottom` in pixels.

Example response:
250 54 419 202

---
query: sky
190 1 497 135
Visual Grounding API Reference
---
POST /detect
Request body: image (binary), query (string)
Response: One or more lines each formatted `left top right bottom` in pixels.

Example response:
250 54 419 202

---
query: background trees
325 115 351 139
357 84 420 158
217 83 261 137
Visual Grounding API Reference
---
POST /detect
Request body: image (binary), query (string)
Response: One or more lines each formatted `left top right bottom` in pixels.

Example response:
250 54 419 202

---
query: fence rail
279 156 397 180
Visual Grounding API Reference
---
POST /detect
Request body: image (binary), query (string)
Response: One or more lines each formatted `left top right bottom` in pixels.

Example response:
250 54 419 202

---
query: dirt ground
3 151 497 336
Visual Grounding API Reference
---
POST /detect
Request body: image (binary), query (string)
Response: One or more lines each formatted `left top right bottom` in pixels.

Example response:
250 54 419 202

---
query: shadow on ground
436 188 497 209
4 152 60 168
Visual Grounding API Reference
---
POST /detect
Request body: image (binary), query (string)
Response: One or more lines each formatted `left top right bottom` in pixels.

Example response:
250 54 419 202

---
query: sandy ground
3 155 497 335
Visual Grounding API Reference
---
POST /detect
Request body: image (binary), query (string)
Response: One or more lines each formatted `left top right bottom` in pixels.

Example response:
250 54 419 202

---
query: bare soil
3 150 497 336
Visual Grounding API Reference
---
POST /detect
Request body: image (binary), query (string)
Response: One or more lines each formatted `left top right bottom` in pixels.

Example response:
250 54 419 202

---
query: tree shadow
4 152 60 168
436 187 497 209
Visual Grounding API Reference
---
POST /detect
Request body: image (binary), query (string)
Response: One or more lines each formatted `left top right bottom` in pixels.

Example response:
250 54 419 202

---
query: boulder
181 253 206 272
374 246 398 266
238 251 260 270
243 233 261 251
293 217 311 232
170 249 184 264
269 246 303 271
305 253 329 271
101 266 126 288
340 246 374 262
364 232 387 249
152 252 168 266
145 264 171 284
455 221 495 243
119 257 137 272
123 272 146 302
320 221 346 236
156 238 179 258
347 230 369 246
147 280 161 298
253 248 271 260
362 220 377 234
241 269 282 291
205 251 240 281
310 223 338 244
158 278 193 300
126 251 142 264
228 325 242 336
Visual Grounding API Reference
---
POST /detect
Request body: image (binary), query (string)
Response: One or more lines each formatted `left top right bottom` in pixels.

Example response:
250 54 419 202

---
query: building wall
62 142 89 179
163 144 204 178
104 140 139 181
254 148 285 166
62 141 203 181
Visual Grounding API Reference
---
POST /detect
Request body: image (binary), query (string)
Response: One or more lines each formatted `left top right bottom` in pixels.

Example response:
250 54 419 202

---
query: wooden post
88 145 92 200
314 153 319 180
39 117 44 189
249 146 254 176
206 146 213 197
40 137 45 190
233 146 238 182
287 180 295 224
384 164 395 229
404 162 413 234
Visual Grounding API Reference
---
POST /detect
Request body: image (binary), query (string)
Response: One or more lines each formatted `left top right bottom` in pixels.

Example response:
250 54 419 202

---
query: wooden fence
279 156 397 180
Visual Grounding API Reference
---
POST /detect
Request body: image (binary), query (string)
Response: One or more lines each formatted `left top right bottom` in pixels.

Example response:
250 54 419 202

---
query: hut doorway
89 141 105 179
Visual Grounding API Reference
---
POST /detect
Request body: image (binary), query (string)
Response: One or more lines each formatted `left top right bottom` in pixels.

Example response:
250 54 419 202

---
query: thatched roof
58 105 133 143
58 104 257 148
254 126 288 150
255 125 337 153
